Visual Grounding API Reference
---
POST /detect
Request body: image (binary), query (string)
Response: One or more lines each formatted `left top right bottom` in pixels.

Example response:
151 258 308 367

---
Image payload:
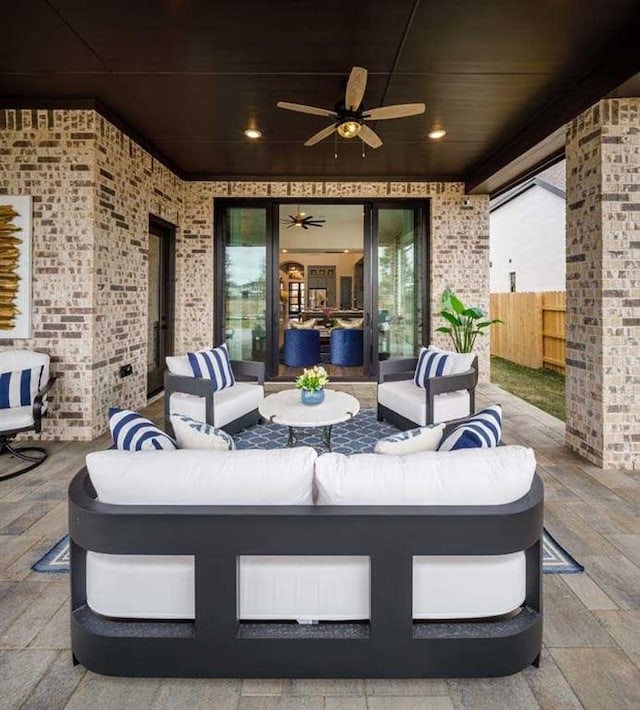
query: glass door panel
376 208 423 360
221 207 267 362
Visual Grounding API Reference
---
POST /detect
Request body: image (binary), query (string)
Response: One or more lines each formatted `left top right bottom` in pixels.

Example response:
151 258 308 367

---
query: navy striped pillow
0 366 43 409
438 405 502 451
187 343 235 392
413 347 451 388
109 408 177 451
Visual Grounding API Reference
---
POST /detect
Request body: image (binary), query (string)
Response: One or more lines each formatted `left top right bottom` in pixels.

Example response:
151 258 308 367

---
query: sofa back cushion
315 445 536 506
86 447 317 505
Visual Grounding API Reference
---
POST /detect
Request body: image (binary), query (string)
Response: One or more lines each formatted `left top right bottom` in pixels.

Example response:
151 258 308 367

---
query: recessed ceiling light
428 128 446 140
244 128 262 139
343 249 350 253
281 249 288 253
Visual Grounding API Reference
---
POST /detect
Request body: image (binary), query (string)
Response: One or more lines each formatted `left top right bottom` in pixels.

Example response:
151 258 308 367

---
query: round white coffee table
259 389 360 451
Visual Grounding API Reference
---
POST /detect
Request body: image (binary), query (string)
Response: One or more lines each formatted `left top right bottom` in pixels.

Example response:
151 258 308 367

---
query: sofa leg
72 653 80 667
377 407 383 422
531 653 541 668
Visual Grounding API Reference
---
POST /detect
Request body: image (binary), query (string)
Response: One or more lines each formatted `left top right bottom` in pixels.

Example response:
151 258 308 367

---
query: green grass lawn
490 356 566 421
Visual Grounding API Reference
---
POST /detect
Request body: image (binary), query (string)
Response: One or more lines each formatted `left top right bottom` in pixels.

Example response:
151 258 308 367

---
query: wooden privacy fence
490 291 566 373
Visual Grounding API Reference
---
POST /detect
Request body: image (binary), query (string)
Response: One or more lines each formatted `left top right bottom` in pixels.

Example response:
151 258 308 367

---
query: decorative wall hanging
0 196 32 338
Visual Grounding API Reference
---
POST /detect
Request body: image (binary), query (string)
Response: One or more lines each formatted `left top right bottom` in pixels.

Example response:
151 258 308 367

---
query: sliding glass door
215 200 427 379
374 205 424 361
216 205 269 363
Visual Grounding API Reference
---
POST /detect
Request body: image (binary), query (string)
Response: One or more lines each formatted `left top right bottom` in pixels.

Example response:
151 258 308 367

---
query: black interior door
147 217 175 397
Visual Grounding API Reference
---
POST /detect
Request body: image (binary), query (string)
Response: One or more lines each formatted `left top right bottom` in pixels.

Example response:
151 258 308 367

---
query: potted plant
295 365 329 405
436 287 502 353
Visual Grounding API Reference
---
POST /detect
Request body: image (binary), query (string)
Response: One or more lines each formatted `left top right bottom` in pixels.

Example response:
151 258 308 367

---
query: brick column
565 99 640 469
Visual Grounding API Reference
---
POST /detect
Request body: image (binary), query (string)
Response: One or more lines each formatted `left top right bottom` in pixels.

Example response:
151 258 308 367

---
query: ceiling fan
277 66 425 149
281 209 325 229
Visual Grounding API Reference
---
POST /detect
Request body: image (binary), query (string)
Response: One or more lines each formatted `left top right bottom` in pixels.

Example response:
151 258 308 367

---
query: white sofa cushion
374 423 445 455
86 447 316 505
378 379 470 426
315 445 536 506
169 381 264 429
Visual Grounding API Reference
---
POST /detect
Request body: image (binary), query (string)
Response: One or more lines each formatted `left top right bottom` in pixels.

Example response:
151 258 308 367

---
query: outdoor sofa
69 440 543 678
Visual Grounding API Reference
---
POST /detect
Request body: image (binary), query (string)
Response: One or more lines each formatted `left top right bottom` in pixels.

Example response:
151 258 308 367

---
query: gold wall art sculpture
0 196 32 338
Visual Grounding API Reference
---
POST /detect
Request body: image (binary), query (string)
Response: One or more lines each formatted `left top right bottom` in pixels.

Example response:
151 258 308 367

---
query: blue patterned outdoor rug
32 531 583 575
34 408 583 574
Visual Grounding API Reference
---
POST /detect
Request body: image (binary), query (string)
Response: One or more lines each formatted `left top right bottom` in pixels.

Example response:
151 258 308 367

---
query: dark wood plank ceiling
1 0 639 191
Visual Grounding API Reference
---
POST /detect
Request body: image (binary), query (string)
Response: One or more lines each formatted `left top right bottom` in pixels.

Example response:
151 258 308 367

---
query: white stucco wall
490 186 565 292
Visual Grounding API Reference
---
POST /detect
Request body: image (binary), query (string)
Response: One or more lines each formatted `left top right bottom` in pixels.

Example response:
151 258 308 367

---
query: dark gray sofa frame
377 356 478 430
164 359 264 435
69 468 543 678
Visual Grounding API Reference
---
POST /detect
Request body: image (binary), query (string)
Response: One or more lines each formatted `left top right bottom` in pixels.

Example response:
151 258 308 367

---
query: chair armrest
424 367 477 396
231 359 265 384
33 376 57 429
423 357 478 424
378 358 418 383
164 372 215 426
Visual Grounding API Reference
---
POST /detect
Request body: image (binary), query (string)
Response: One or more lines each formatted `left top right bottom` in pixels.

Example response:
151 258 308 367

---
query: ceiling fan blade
277 101 337 118
363 103 426 120
359 124 382 149
304 124 337 146
345 66 368 111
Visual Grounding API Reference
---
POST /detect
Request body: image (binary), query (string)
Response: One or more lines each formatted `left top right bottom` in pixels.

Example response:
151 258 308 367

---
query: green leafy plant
435 287 502 353
295 365 329 392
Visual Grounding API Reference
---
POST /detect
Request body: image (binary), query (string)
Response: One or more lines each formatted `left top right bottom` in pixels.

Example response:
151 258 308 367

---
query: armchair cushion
374 423 445 455
109 408 177 451
438 405 502 451
335 317 364 329
187 343 235 391
0 405 34 430
169 381 264 430
378 379 471 426
0 366 43 409
170 414 235 451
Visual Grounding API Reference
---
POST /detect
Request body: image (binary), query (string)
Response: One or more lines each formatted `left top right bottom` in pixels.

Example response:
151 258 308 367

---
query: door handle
365 312 371 326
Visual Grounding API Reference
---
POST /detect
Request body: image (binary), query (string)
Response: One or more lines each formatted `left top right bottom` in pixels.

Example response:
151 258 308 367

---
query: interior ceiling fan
277 66 425 149
281 209 325 229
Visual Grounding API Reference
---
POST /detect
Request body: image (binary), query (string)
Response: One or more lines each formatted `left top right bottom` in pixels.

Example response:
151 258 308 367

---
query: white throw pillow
170 414 235 450
315 445 536 506
374 423 445 455
87 447 317 505
289 318 317 329
335 317 364 329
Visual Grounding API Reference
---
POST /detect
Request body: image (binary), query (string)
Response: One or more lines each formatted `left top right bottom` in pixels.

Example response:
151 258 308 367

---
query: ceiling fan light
337 120 362 139
428 128 446 140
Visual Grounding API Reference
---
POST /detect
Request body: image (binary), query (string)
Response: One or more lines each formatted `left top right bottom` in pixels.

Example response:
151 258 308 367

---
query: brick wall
566 99 640 469
1 108 490 440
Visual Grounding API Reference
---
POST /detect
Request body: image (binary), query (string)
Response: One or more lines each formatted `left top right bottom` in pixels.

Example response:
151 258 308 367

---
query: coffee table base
287 425 333 452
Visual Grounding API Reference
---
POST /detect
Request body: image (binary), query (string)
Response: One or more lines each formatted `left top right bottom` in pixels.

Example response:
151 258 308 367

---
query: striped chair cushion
413 347 452 388
438 405 502 451
0 366 43 409
187 343 235 391
109 408 177 451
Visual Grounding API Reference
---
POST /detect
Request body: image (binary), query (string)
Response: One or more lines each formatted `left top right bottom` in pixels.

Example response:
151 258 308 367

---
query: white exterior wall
490 186 565 292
